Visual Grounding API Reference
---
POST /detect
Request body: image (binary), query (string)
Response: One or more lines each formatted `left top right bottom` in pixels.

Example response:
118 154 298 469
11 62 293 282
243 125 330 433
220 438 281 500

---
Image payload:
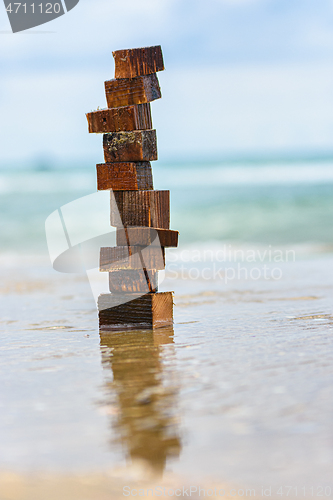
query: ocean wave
0 172 95 194
155 162 333 187
1 161 333 194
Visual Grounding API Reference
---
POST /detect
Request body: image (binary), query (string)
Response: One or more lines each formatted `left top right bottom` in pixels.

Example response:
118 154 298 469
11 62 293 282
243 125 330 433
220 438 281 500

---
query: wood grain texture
98 292 173 330
86 103 152 134
105 74 161 108
109 269 158 293
111 190 170 229
103 130 157 163
96 162 153 191
100 246 165 271
113 46 164 79
116 227 178 248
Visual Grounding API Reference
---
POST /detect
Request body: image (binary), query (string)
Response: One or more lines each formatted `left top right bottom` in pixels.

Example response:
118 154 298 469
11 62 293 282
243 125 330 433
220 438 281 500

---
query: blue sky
1 0 333 164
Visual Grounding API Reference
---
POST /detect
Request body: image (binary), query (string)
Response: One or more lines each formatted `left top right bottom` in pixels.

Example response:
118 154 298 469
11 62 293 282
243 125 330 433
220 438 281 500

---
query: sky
1 0 333 164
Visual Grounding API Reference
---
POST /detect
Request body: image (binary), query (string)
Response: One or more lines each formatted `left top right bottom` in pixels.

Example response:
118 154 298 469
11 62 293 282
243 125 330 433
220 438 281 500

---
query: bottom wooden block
109 269 158 293
98 292 173 330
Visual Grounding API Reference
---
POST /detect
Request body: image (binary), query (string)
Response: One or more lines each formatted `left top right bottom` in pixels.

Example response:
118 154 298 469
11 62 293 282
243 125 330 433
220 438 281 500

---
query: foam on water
156 161 333 187
1 160 333 194
0 171 95 194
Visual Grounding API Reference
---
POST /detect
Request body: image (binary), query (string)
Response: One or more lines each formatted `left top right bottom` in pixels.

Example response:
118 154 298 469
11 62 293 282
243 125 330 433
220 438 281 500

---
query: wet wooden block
98 292 173 330
86 103 152 134
111 190 169 229
103 130 157 163
109 269 158 293
104 74 161 108
113 45 164 79
96 162 153 191
117 228 178 248
100 246 165 271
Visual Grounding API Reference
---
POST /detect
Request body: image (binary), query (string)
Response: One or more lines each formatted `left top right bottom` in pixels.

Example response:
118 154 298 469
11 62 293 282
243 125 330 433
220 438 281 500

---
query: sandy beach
1 249 332 498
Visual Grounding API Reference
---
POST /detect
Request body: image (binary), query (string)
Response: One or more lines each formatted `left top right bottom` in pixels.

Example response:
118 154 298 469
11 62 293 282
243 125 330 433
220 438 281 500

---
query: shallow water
1 159 333 496
1 253 333 494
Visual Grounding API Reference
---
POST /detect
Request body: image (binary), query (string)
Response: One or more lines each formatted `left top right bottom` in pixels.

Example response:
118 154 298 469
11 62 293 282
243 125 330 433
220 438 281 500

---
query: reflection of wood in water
99 328 181 476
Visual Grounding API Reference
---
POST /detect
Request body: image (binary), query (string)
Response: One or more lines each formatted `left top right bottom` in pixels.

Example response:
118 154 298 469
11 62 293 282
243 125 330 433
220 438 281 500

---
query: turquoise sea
1 158 333 254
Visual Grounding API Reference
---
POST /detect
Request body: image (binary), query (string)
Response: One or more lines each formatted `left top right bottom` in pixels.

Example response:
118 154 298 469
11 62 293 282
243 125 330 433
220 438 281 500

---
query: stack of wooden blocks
86 45 179 330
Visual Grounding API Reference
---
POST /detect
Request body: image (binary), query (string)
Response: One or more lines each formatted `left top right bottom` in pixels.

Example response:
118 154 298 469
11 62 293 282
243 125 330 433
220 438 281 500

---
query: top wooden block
113 45 164 79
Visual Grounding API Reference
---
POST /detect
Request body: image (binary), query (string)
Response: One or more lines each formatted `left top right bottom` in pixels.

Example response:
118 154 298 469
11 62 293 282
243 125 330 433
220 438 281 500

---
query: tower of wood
86 46 179 330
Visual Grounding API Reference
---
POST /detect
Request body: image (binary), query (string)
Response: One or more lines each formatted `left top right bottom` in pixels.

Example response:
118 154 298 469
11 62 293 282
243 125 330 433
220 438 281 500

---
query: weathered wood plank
100 246 165 271
96 162 153 191
109 269 158 293
105 74 161 108
103 130 157 163
98 292 173 330
111 190 170 229
116 227 178 248
86 103 152 134
113 45 164 79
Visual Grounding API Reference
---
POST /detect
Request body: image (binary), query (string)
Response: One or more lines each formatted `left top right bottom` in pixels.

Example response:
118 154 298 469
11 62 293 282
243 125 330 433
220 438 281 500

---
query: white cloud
1 61 333 163
2 0 333 162
155 62 333 157
0 0 177 61
213 0 262 4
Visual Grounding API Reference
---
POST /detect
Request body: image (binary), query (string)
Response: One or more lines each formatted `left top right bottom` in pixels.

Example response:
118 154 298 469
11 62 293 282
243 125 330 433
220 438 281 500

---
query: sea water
1 158 333 253
1 159 333 492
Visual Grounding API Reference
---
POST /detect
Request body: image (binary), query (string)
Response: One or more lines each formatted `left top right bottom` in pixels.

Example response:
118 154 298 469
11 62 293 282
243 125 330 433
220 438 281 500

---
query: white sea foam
156 162 333 188
1 162 333 253
0 171 95 194
1 161 333 194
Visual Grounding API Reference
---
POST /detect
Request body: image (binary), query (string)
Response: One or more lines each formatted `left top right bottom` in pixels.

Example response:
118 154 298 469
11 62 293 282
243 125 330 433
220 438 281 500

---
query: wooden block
109 269 158 293
105 74 161 108
111 190 169 229
117 228 178 248
97 162 153 191
103 130 157 163
100 246 165 271
98 292 173 330
113 46 164 79
86 103 152 134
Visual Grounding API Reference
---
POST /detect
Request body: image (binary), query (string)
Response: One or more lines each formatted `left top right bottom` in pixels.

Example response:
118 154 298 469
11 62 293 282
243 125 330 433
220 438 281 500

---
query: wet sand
0 471 245 500
1 252 333 498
